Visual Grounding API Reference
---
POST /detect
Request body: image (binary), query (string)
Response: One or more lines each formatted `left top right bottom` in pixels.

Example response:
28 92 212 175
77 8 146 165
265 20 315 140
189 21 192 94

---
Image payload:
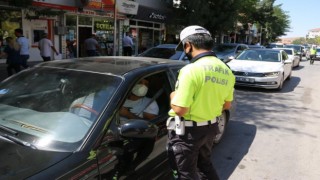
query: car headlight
264 71 280 77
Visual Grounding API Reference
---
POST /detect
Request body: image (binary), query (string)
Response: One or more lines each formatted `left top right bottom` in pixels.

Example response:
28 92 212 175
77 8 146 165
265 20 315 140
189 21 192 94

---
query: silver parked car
228 49 293 90
273 47 300 67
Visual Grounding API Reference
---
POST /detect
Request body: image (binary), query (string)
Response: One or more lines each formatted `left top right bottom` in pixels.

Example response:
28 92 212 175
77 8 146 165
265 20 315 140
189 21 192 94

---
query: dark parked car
137 44 188 61
0 56 234 179
213 43 249 62
248 44 266 49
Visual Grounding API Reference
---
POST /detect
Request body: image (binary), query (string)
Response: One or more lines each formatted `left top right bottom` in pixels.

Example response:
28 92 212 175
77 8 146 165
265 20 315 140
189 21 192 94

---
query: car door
95 70 176 180
282 51 292 79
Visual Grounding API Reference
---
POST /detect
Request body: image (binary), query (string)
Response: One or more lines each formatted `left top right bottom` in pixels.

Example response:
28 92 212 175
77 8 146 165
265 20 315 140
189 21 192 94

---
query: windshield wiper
0 124 18 135
0 133 37 149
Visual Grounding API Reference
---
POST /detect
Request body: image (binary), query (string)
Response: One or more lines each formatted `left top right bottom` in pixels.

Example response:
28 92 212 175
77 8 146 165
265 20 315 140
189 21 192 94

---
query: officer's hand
170 91 176 100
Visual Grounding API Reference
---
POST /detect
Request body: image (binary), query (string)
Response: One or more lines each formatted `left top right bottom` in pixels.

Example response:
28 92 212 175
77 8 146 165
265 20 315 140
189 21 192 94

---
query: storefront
65 12 119 58
128 5 171 55
0 6 23 62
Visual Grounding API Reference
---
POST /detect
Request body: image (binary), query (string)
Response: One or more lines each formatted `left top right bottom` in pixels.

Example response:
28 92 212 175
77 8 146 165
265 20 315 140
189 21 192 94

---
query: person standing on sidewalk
166 25 235 180
84 34 100 57
14 28 30 68
38 33 59 61
0 37 21 76
122 32 133 56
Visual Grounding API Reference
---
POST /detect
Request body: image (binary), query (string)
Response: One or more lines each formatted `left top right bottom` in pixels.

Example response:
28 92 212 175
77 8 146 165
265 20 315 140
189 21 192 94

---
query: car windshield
236 50 281 62
138 47 183 60
284 45 301 52
0 67 121 151
267 44 284 48
283 49 293 55
213 44 236 53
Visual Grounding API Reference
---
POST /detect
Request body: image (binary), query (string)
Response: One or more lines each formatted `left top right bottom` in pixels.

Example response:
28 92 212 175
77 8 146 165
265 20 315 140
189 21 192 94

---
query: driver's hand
120 107 131 117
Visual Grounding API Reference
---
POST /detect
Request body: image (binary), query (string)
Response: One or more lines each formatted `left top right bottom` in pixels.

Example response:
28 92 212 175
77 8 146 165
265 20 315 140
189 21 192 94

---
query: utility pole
113 0 117 56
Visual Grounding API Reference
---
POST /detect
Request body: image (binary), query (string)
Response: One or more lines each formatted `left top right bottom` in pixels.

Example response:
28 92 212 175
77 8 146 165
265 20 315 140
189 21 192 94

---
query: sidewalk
0 61 42 82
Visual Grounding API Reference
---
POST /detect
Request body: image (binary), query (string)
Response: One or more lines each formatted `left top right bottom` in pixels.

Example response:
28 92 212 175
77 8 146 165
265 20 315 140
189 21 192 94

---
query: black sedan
0 57 233 179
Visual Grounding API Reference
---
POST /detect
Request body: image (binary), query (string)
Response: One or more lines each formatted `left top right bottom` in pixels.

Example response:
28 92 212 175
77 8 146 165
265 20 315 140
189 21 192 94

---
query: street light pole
259 26 262 45
113 0 117 56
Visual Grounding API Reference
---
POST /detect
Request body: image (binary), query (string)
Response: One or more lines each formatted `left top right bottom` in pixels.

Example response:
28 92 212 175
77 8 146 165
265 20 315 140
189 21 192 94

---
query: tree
171 0 290 43
266 4 290 43
175 0 257 36
292 38 306 45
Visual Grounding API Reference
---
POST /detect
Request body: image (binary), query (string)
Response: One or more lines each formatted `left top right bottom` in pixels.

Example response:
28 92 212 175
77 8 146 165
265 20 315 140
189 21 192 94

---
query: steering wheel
70 103 99 117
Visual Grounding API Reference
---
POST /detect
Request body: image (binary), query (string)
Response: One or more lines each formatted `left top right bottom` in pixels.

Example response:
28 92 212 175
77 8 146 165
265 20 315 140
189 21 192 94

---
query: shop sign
95 21 113 31
117 0 139 15
87 0 114 10
149 12 166 21
32 0 114 11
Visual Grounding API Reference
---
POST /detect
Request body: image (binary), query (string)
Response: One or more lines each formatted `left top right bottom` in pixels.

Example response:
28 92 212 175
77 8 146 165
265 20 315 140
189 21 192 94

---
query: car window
119 72 171 123
100 71 173 178
139 47 177 59
282 51 288 61
283 49 293 55
0 68 121 149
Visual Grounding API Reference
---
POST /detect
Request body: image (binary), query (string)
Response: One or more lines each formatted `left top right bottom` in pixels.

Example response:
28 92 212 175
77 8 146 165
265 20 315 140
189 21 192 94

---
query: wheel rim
214 112 227 144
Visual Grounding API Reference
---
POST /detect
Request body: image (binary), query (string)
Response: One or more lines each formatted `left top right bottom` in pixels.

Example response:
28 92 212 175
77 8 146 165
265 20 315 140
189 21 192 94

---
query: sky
275 0 320 38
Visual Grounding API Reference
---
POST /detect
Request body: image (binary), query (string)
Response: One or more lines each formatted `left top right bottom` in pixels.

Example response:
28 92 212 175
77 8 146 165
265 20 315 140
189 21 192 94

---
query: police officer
310 45 317 64
167 25 235 180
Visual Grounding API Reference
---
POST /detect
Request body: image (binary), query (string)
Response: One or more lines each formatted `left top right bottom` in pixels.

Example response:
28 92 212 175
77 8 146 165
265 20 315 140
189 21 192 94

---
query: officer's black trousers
167 123 220 180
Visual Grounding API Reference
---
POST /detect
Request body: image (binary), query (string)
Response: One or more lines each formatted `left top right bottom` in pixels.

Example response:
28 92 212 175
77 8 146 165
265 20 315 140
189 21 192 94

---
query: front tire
214 111 228 144
277 75 284 90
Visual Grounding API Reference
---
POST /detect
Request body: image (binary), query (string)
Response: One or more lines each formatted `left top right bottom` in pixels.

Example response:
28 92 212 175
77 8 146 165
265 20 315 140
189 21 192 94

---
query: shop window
129 20 136 26
66 15 77 26
138 21 152 27
0 9 22 49
154 23 160 28
79 16 92 26
94 19 114 56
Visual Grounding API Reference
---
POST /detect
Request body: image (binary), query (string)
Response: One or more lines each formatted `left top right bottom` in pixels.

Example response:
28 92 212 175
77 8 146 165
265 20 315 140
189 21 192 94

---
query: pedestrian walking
14 28 30 68
0 37 21 76
166 25 235 180
122 32 133 56
38 33 59 61
66 39 76 58
84 34 100 57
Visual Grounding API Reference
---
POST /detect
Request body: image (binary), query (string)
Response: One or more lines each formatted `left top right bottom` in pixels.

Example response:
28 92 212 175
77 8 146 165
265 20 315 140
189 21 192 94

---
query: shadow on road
212 121 257 180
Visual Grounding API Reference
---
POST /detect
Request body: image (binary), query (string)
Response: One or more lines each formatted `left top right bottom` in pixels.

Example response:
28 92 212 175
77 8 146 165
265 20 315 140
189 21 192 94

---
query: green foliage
8 0 33 7
306 37 320 45
171 0 290 43
266 4 290 42
292 38 306 44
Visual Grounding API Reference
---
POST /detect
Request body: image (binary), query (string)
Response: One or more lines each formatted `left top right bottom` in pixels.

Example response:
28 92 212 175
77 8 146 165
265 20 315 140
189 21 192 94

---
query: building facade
307 28 320 39
0 0 173 62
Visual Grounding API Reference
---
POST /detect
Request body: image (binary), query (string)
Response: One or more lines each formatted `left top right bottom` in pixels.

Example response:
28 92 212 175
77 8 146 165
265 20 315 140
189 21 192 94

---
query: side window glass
282 52 287 61
119 72 171 123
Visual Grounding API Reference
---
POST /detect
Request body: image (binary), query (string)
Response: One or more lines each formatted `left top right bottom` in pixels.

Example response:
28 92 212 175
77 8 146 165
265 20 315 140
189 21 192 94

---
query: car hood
0 138 71 179
215 52 234 60
228 60 283 73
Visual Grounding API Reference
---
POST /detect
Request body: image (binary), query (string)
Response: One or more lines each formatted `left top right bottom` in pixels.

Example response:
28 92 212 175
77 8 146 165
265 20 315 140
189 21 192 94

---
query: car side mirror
225 56 234 63
119 119 158 139
284 59 292 64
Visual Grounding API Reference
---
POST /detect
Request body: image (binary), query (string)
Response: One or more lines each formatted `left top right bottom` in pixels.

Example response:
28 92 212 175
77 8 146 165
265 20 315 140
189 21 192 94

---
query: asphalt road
212 58 320 180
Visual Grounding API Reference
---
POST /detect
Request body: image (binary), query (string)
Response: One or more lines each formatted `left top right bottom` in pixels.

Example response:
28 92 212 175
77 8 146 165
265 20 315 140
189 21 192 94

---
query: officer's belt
168 117 218 127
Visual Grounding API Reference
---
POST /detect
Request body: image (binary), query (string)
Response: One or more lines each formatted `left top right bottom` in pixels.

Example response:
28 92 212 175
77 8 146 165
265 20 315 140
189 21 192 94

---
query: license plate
236 77 255 83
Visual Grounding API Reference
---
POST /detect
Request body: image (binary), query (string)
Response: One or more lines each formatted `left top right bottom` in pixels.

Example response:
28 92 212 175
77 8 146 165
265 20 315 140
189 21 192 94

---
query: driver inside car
120 78 159 120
